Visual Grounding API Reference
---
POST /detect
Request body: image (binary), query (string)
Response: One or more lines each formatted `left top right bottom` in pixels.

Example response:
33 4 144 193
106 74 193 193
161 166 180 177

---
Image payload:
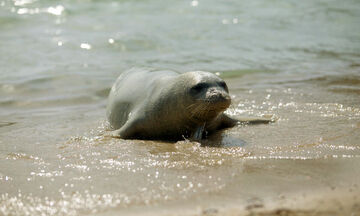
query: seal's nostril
224 94 231 100
207 92 231 104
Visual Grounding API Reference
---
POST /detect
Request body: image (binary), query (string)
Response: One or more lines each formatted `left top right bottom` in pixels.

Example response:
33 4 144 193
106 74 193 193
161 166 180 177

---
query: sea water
1 0 360 215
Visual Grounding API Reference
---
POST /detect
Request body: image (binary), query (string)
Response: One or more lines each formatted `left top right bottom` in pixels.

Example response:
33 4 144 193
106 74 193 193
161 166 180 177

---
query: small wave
0 122 16 128
95 88 111 98
309 75 360 95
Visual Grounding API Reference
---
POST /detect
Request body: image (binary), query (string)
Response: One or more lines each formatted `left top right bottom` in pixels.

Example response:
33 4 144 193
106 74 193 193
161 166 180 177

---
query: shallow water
1 0 360 215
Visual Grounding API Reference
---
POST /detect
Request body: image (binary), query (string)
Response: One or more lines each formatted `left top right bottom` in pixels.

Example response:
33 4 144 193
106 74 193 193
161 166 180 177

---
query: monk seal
106 68 272 140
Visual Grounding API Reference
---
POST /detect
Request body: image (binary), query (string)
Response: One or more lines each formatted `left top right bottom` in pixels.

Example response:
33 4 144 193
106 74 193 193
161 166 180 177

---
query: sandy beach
1 0 360 215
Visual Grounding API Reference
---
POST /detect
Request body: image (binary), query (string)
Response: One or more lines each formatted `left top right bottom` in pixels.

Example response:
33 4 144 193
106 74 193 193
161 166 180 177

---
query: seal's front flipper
104 127 129 138
237 114 276 125
219 114 238 128
104 129 124 138
104 118 141 139
191 123 206 140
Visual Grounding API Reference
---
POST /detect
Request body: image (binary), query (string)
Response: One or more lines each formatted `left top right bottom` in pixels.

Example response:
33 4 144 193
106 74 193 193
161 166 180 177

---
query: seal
106 68 272 140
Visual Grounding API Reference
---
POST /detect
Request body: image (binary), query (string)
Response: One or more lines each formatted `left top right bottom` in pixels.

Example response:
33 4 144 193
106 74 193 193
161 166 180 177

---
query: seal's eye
191 83 207 93
218 81 228 91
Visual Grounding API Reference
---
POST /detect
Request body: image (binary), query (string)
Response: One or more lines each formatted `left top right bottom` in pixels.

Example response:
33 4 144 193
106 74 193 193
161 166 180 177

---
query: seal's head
180 71 231 123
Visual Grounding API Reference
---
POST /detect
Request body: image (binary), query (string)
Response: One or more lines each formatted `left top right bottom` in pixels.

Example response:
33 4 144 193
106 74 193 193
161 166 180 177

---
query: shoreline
91 179 360 216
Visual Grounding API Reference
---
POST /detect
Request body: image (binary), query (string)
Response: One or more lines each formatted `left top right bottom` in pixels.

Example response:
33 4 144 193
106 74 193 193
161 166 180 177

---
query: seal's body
106 68 239 140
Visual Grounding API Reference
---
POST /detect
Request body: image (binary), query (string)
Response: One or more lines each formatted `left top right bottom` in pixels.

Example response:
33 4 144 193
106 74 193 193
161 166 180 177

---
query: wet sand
1 0 360 215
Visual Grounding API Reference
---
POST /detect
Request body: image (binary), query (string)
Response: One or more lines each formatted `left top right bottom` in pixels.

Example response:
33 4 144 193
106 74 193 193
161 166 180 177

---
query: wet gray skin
106 68 271 140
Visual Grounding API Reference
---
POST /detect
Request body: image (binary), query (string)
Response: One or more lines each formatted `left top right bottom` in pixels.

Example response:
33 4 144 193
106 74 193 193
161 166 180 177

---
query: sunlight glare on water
1 0 360 215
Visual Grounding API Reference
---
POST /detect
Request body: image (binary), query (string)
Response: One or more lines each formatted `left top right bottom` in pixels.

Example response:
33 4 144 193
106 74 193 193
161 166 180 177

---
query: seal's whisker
190 102 206 119
187 104 197 118
192 103 203 118
204 101 211 116
199 102 209 119
186 103 197 110
196 99 213 103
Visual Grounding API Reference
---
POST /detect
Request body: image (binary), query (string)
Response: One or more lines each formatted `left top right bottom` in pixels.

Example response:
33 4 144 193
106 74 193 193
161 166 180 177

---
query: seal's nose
207 88 231 106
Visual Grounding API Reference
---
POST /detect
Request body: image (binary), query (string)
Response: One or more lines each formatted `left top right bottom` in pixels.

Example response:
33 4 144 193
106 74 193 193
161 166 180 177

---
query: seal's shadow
199 131 247 148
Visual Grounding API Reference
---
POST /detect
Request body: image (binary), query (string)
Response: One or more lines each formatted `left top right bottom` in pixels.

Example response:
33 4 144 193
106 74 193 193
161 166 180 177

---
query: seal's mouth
205 89 231 105
187 98 231 123
207 96 231 111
